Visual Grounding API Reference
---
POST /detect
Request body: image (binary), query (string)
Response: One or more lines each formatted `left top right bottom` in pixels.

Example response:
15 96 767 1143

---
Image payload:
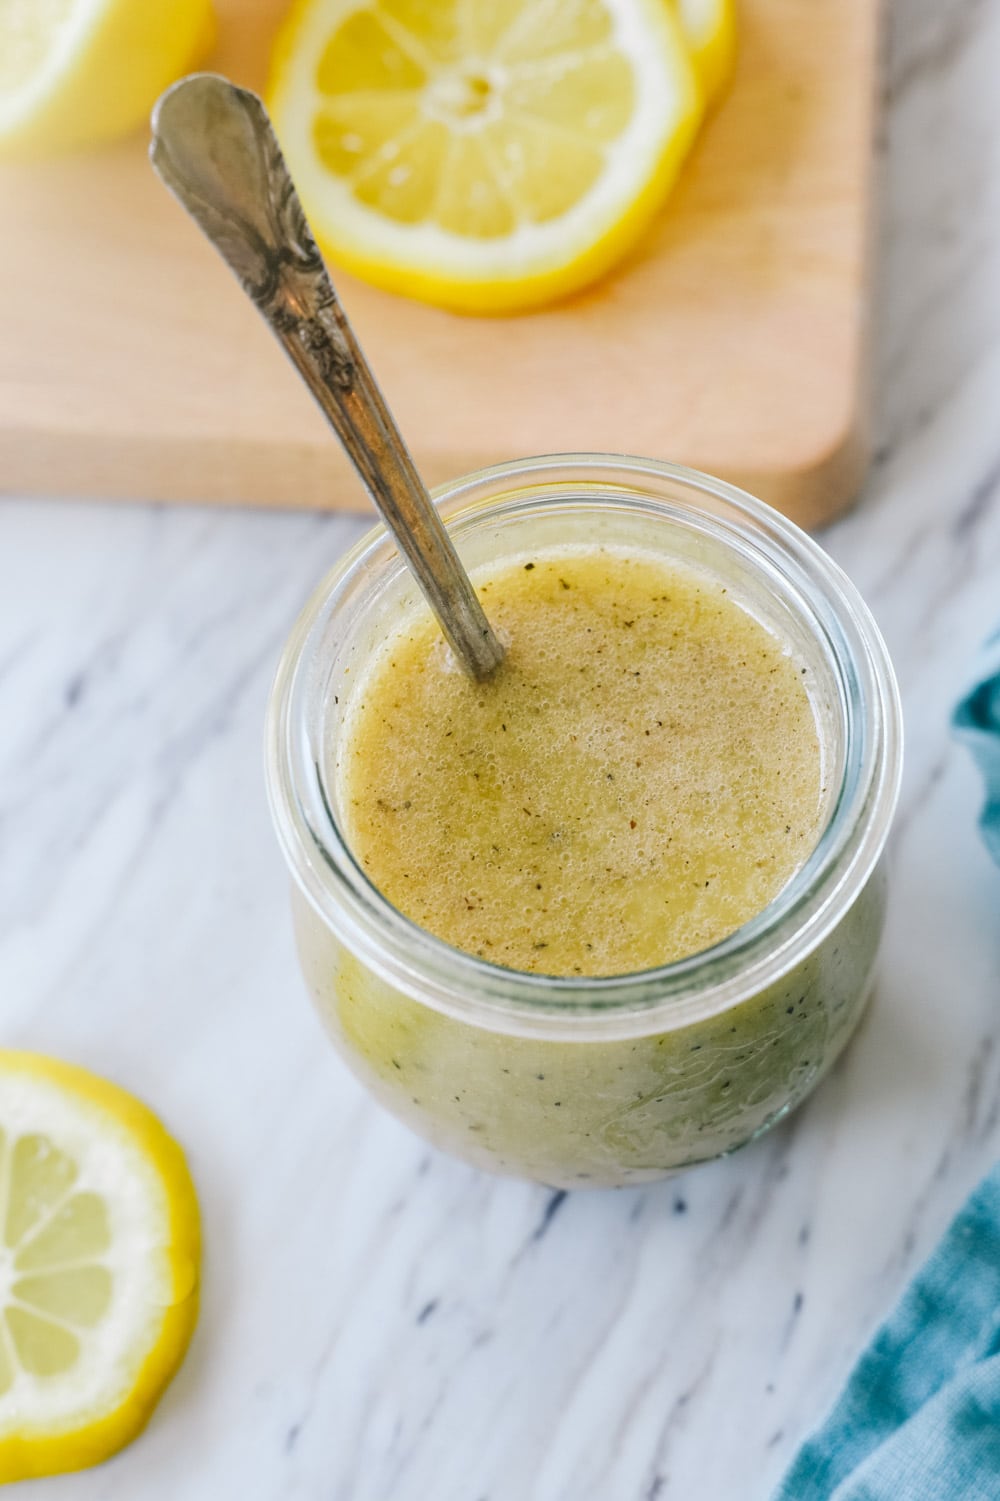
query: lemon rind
677 0 738 108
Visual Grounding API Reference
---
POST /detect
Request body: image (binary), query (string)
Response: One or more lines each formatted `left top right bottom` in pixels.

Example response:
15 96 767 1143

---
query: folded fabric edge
772 1166 1000 1500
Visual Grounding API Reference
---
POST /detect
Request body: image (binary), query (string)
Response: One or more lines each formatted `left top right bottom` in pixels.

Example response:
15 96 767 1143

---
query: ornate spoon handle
151 73 505 680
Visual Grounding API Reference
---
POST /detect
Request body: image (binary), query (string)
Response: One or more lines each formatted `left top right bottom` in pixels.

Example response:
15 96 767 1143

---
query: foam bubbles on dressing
339 550 825 976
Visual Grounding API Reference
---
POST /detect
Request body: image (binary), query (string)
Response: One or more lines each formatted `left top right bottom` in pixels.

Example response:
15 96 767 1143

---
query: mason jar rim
265 453 902 1042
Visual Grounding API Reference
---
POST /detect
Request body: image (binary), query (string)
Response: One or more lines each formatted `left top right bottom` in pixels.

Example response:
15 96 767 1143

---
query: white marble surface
3 2 1000 1496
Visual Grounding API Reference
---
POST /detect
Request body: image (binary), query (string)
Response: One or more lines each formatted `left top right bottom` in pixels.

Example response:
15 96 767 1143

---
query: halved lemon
0 1051 200 1482
675 0 737 107
268 0 703 313
0 0 215 160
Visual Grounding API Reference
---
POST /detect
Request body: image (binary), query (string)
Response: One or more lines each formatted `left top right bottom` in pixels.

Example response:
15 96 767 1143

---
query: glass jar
266 456 902 1188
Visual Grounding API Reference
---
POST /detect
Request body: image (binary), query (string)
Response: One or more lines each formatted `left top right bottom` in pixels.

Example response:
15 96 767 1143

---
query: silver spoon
150 73 505 681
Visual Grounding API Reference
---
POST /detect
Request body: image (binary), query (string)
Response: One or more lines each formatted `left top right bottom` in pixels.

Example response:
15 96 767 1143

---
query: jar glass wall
266 456 902 1187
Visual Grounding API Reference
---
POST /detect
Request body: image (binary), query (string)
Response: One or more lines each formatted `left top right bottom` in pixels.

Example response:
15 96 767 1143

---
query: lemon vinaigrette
343 550 823 976
267 458 902 1187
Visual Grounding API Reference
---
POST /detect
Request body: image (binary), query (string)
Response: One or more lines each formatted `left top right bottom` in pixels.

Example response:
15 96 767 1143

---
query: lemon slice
0 0 215 160
268 0 703 313
675 0 737 107
0 1052 200 1483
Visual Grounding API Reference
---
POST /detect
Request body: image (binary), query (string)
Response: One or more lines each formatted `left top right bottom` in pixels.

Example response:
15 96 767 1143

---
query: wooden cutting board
0 0 880 527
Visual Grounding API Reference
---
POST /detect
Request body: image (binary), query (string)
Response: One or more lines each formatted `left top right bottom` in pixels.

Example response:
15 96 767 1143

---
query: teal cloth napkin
773 1170 1000 1500
772 639 1000 1500
954 629 1000 865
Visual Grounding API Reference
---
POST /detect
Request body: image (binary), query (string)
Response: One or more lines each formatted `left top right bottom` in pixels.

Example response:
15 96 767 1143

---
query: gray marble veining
2 0 1000 1496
